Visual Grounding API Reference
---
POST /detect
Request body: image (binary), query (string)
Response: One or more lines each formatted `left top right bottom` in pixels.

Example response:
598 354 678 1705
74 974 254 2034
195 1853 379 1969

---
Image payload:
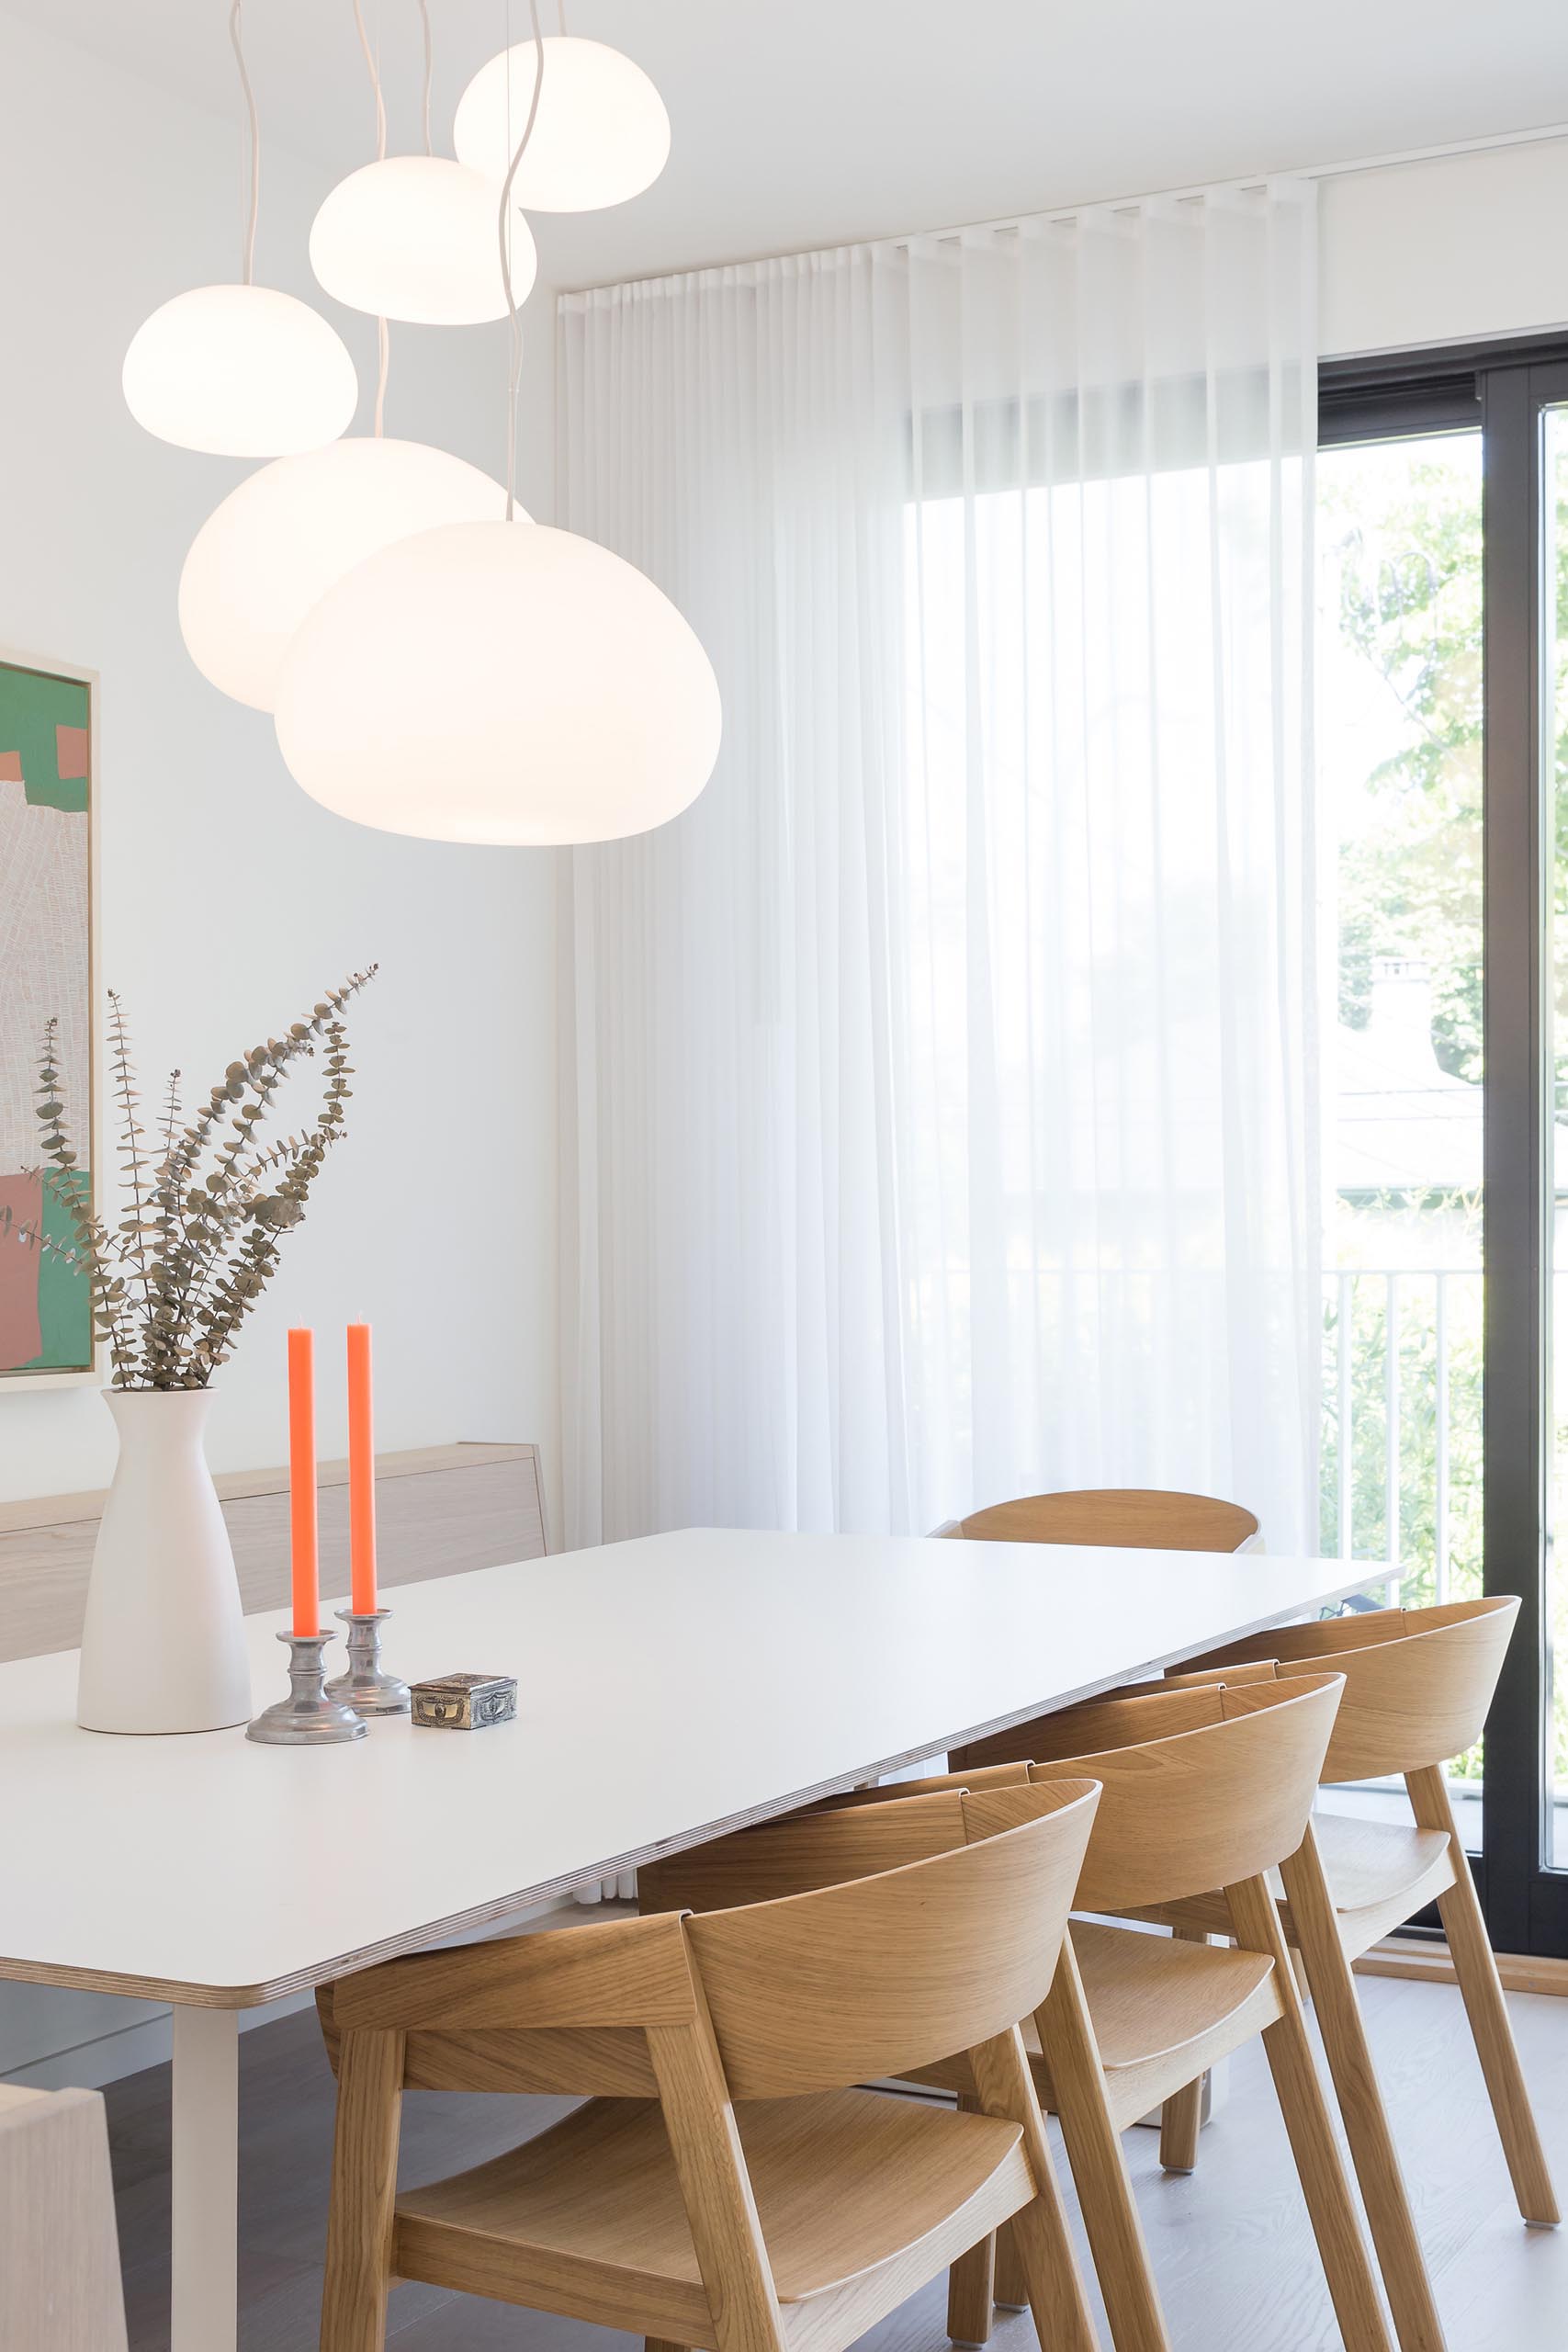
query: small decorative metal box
410 1671 518 1731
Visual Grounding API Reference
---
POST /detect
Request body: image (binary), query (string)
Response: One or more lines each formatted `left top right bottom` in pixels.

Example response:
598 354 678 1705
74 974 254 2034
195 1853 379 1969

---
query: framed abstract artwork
0 648 98 1385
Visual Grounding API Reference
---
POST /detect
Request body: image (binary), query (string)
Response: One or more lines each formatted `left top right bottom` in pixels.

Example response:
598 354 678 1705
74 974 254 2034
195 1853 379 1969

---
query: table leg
171 2007 239 2352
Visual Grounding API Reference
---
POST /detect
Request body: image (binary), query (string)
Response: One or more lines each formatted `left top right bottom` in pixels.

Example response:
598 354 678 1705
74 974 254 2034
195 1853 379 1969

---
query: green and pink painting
0 658 93 1376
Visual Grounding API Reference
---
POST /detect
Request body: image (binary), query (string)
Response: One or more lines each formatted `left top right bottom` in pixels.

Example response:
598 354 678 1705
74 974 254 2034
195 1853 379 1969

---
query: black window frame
1320 329 1568 1959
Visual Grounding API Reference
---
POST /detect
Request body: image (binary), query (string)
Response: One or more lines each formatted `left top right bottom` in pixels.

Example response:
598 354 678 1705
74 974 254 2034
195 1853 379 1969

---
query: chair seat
903 1924 1278 2126
1063 1920 1277 2073
1312 1811 1453 1915
393 2085 1031 2347
1116 1811 1458 1952
1310 1810 1457 1958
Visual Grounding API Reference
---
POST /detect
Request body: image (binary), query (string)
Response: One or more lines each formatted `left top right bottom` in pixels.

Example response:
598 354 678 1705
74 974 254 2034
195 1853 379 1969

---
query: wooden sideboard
0 1442 547 1664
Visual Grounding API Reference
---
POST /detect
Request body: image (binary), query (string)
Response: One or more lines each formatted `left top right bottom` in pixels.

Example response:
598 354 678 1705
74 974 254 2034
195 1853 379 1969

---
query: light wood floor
105 1968 1568 2350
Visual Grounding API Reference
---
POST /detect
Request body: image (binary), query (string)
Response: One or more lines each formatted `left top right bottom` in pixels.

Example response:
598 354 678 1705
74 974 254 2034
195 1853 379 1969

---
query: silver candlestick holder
325 1608 410 1717
246 1629 367 1746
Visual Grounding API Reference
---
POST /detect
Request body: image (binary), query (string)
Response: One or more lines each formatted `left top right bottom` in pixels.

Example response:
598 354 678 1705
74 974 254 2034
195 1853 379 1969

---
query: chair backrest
1174 1596 1519 1779
938 1487 1261 1552
664 1675 1339 1935
818 1759 1036 1804
682 1780 1100 2098
638 1764 1035 1913
639 1787 975 1914
331 1781 1098 2109
1018 1674 1345 1910
1098 1658 1282 1703
950 1669 1285 1777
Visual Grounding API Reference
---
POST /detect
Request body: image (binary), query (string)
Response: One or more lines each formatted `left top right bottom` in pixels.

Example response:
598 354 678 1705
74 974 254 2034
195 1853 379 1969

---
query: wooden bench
0 2082 128 2349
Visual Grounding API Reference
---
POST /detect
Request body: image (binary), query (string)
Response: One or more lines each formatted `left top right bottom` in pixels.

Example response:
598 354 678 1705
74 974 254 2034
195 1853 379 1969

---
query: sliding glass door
1481 354 1568 1959
1321 340 1568 1957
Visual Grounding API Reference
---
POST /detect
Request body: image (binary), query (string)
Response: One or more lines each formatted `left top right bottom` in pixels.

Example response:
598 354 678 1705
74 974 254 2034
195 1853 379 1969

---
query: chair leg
967 2026 1101 2352
946 2231 996 2346
993 2217 1029 2309
1156 2071 1203 2175
1226 1874 1394 2352
647 2341 689 2352
647 2018 790 2352
1157 1928 1208 2173
1280 1829 1448 2352
1406 1765 1560 2227
947 2094 995 2342
320 2029 406 2352
1036 1939 1174 2352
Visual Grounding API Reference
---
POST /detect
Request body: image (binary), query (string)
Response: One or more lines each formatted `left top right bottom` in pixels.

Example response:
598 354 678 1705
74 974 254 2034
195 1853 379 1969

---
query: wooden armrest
330 1909 696 2033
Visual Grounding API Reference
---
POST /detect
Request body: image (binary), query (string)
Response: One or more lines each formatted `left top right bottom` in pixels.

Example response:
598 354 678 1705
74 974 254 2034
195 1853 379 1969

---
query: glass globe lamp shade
178 438 517 712
454 36 671 214
122 285 357 457
309 155 536 325
275 520 722 845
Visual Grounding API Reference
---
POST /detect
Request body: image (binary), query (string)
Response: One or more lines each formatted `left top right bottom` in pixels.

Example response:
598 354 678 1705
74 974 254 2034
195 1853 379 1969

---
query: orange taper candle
347 1322 378 1616
287 1327 320 1637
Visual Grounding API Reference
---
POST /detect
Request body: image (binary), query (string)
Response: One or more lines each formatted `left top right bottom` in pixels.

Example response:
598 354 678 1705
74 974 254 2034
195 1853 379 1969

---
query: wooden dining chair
646 1672 1403 2352
1165 1595 1558 2249
932 1486 1261 2175
314 1780 1105 2352
934 1487 1262 1552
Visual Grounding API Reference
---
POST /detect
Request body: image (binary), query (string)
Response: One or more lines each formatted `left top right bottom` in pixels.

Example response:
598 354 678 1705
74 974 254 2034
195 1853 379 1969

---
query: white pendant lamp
275 520 721 844
310 155 537 325
124 285 356 457
179 438 520 711
273 2 720 849
454 35 671 213
123 5 355 457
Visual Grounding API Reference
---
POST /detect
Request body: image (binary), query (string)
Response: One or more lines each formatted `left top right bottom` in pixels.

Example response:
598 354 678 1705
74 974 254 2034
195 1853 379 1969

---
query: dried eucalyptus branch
107 989 158 1329
5 974 377 1389
35 1020 139 1373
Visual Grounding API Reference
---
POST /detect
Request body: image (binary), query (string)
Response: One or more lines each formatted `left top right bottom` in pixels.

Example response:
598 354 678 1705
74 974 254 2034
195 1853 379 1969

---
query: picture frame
0 645 101 1388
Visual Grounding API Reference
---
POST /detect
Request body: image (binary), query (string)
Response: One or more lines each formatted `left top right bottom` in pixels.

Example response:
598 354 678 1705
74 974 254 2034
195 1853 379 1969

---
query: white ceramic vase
76 1387 252 1735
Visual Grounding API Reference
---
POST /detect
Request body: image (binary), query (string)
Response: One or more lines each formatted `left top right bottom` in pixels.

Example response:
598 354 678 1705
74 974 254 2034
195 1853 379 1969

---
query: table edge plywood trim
0 1570 1379 2010
0 1443 536 1536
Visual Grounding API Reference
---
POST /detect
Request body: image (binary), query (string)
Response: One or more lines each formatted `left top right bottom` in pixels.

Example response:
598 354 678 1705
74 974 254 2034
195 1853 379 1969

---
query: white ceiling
13 0 1568 288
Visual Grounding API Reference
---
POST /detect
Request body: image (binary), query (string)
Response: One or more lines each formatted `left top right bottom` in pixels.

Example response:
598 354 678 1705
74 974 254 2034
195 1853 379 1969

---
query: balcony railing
1321 1265 1483 1609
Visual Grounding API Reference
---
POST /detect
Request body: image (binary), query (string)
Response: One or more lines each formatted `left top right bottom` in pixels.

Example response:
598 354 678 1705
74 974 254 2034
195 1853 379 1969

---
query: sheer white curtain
558 183 1320 1553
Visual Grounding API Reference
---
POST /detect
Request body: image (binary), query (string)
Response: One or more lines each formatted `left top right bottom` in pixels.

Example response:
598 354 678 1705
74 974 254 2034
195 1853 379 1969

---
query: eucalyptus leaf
4 972 378 1387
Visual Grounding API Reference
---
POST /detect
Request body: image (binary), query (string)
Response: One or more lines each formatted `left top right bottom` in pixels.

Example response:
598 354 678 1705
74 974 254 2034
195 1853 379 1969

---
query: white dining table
0 1526 1378 2350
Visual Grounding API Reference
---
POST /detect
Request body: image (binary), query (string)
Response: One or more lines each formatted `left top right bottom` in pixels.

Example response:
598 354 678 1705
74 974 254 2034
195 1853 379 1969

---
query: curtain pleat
558 185 1320 1551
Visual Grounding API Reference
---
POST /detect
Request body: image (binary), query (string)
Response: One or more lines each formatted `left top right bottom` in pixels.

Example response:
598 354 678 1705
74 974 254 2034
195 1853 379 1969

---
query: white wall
0 13 560 2082
0 12 560 1520
1321 136 1568 357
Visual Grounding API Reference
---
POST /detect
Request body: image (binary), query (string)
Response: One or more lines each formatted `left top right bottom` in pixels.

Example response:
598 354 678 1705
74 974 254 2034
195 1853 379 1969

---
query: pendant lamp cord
417 0 434 155
350 0 390 434
498 0 545 519
228 0 261 286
